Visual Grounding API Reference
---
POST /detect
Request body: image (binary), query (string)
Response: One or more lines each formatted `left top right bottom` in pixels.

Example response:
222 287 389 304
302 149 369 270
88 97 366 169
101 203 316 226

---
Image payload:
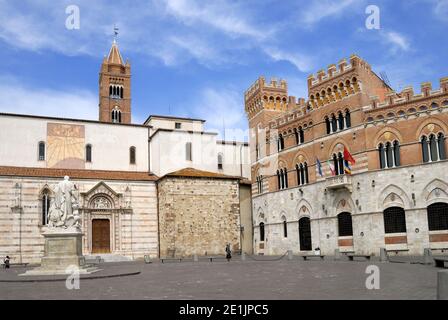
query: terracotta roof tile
161 167 241 180
0 166 158 181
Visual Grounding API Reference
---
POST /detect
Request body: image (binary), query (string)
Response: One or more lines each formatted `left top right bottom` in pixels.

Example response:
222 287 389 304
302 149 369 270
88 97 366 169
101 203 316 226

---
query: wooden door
299 217 312 251
92 219 110 253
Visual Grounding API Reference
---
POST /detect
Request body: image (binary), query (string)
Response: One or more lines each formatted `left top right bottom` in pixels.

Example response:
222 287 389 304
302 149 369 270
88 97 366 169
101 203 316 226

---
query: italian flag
327 160 335 176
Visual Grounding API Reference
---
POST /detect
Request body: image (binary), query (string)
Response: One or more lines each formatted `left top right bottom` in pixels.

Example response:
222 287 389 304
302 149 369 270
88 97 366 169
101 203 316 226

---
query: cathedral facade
245 55 448 256
0 41 251 264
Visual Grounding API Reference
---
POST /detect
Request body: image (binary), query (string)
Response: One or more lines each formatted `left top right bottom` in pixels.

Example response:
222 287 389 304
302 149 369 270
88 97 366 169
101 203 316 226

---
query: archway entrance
299 217 312 251
92 219 111 253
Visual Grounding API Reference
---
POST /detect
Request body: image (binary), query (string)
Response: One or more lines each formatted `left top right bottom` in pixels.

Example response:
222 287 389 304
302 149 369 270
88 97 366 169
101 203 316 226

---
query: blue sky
0 0 447 141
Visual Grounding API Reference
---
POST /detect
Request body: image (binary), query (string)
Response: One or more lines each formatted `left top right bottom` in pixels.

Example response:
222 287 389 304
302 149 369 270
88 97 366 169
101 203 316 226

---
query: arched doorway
92 219 111 253
299 217 312 251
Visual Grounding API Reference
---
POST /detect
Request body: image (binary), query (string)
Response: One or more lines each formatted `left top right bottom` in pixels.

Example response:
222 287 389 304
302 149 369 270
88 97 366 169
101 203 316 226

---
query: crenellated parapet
364 77 448 123
307 55 370 109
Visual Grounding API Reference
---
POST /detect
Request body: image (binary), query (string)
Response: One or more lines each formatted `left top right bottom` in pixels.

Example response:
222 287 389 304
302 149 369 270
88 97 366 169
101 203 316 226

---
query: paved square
0 258 438 300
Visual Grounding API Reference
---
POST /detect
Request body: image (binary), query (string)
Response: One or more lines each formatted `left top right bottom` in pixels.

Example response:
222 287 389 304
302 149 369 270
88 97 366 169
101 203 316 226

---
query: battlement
307 54 371 88
367 77 448 111
245 76 287 102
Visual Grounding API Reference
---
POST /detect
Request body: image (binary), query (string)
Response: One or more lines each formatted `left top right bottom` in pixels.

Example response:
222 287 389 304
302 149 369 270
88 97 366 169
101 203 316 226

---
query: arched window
217 153 223 170
331 115 337 133
345 110 351 128
259 222 265 241
333 153 339 175
283 168 288 188
427 203 448 231
278 134 285 151
296 163 308 186
86 144 92 162
120 87 124 99
383 207 406 233
385 142 393 167
299 127 304 144
438 133 446 160
338 112 345 130
421 136 429 163
325 117 331 134
130 146 136 164
294 128 299 144
109 85 113 96
111 109 122 123
38 141 45 161
430 134 438 161
338 212 353 236
304 162 309 184
277 170 282 190
283 220 288 238
378 143 386 169
393 140 401 166
41 189 51 226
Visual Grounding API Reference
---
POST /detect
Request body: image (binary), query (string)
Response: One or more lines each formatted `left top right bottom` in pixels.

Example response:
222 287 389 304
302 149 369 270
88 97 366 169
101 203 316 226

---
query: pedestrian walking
3 256 10 269
225 243 232 262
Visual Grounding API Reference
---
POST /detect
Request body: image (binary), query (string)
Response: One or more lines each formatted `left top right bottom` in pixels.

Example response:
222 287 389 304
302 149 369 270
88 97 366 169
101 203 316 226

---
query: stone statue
46 176 81 231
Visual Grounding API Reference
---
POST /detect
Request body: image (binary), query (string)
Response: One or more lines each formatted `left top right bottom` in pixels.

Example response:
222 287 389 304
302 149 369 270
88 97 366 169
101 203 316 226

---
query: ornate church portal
80 182 132 255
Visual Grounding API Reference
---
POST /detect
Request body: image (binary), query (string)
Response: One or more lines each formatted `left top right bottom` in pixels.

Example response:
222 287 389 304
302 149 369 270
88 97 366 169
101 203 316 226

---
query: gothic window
38 141 45 161
338 112 345 130
296 162 309 186
256 175 263 194
345 110 351 128
331 115 337 133
283 168 288 188
283 220 288 238
338 212 353 237
130 146 136 164
393 140 401 166
438 133 446 160
378 143 386 169
427 203 448 231
337 152 344 175
277 168 288 190
333 153 339 175
86 144 92 162
299 127 304 144
218 153 223 170
111 108 122 123
277 170 282 190
325 117 331 134
421 136 429 162
294 128 299 144
259 222 265 241
383 207 406 233
422 133 445 162
386 142 393 167
186 142 192 161
278 134 285 151
120 87 124 99
41 190 50 226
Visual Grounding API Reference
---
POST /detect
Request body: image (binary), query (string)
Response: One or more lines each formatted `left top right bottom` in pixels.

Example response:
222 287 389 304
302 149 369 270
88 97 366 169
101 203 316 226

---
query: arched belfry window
41 189 51 225
38 141 45 161
130 146 136 164
383 207 406 233
112 108 122 123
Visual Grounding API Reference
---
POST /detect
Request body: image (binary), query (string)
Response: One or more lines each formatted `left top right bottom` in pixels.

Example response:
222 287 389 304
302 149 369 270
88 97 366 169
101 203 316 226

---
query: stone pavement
0 258 438 300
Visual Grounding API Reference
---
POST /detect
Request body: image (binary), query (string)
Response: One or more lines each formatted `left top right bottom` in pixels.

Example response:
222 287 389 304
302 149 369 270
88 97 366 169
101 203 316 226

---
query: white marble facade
252 160 448 256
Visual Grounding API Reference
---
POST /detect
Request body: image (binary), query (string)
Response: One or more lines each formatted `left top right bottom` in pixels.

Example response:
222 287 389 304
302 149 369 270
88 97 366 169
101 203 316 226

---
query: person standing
225 243 232 262
3 256 10 269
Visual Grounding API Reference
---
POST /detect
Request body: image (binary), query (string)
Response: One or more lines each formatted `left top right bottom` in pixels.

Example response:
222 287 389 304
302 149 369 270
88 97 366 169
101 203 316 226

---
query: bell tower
99 38 131 124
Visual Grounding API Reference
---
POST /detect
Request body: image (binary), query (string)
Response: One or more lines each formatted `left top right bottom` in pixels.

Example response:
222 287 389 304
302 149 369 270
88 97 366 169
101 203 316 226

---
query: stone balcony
326 175 353 192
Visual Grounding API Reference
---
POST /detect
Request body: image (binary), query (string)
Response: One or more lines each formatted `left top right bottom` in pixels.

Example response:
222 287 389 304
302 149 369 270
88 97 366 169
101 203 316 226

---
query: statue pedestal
21 227 98 276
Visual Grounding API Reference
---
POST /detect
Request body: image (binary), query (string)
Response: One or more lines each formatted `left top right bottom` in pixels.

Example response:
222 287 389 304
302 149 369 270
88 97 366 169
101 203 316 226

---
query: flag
327 160 335 176
344 160 352 174
316 158 323 177
343 146 356 165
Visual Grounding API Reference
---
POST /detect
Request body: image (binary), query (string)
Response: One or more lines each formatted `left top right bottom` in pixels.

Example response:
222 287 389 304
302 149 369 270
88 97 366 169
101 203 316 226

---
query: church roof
160 167 242 180
107 40 124 65
0 166 158 181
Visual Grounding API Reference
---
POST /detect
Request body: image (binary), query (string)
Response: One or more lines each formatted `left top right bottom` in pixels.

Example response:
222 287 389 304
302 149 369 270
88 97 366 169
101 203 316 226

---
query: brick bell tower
99 38 131 124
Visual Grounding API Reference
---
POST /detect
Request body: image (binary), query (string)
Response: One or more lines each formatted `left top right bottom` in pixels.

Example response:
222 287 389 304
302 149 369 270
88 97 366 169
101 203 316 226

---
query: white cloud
0 76 97 120
300 0 358 26
384 31 411 52
190 88 248 141
263 47 314 72
433 0 448 21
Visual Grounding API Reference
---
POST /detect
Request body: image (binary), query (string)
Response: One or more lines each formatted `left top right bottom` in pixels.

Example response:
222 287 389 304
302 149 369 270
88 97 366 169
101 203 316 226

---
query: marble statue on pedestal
47 176 81 230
